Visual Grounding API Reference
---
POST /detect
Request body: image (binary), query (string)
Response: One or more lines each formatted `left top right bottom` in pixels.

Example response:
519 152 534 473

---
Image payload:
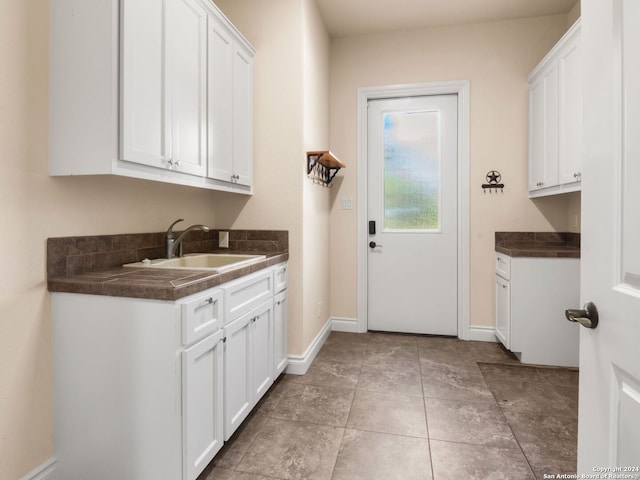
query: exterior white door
367 95 458 335
578 0 640 472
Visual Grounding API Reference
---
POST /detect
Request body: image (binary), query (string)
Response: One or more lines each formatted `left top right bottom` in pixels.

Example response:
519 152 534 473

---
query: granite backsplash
48 229 288 278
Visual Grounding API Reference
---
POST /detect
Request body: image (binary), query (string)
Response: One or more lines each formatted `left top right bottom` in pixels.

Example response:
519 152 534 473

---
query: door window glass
383 111 441 231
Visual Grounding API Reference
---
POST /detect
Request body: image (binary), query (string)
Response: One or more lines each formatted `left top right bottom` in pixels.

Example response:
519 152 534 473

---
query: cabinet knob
573 172 581 179
201 297 213 307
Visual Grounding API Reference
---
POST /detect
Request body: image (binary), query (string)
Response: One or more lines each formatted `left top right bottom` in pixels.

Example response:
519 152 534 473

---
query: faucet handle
166 218 184 237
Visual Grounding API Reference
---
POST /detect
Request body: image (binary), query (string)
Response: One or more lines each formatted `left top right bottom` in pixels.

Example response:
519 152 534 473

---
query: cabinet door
120 0 166 168
495 275 511 349
223 313 253 440
251 300 274 402
231 44 254 187
207 18 234 183
183 330 224 480
528 62 559 192
166 0 208 176
273 290 288 377
558 33 582 186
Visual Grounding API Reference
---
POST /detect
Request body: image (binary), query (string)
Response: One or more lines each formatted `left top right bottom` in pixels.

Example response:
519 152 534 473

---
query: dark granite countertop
495 232 580 258
47 252 288 301
47 230 289 301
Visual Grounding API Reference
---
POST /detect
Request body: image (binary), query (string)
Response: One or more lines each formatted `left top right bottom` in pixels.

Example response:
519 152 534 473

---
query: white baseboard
331 317 359 333
286 318 332 375
468 325 498 342
20 458 57 480
286 320 495 376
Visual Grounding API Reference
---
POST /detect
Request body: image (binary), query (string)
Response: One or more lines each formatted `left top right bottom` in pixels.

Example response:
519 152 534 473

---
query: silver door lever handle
369 241 383 248
565 302 599 329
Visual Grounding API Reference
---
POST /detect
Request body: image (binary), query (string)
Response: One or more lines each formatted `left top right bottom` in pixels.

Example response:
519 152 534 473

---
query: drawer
273 262 288 293
181 289 223 345
223 269 273 323
496 252 511 280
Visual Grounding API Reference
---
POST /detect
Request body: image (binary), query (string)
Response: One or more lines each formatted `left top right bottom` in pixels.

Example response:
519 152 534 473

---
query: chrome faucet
165 218 211 259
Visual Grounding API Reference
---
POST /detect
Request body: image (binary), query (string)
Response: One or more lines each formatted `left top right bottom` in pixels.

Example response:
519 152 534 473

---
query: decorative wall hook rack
482 170 504 193
307 151 345 187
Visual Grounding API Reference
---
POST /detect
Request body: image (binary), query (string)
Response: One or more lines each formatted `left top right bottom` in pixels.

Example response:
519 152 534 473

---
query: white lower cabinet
251 300 274 401
494 254 580 367
182 329 224 480
222 311 253 440
52 262 288 480
222 270 276 439
495 274 511 349
273 290 289 377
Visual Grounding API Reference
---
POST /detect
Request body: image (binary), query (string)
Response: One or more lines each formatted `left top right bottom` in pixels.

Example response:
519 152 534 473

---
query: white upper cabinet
230 44 254 186
50 0 254 193
120 0 165 168
207 18 234 183
207 18 254 187
528 62 559 192
557 33 582 186
527 20 581 197
166 0 208 176
121 0 207 176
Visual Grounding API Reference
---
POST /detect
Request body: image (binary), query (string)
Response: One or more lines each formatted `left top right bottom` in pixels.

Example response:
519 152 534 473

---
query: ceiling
315 0 579 38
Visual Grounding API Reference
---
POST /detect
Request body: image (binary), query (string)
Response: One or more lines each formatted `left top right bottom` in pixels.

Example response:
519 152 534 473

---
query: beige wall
328 14 575 327
568 1 582 27
215 0 308 356
301 0 332 348
214 0 331 353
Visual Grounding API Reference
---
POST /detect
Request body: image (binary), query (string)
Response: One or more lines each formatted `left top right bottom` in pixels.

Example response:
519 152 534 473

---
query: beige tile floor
201 332 578 480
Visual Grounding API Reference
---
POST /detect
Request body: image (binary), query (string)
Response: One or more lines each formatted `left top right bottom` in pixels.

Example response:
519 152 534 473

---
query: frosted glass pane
383 111 440 231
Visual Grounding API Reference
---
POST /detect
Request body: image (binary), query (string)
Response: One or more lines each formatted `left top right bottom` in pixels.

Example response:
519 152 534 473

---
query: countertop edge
495 245 580 258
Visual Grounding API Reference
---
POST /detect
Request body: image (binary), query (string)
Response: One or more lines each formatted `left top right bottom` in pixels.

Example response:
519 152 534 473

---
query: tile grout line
327 333 371 480
417 339 436 480
478 367 540 479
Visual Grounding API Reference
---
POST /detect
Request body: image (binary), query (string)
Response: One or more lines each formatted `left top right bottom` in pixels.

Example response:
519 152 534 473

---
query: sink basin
124 253 267 272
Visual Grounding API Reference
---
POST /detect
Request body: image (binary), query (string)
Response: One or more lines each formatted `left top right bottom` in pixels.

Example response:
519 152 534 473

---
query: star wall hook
482 170 504 193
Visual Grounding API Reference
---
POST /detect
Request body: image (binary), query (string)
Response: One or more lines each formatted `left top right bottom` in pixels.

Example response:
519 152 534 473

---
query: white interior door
367 95 458 335
578 0 640 471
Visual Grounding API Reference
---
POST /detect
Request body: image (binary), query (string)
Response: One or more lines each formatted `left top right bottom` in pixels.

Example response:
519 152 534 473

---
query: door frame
356 81 471 338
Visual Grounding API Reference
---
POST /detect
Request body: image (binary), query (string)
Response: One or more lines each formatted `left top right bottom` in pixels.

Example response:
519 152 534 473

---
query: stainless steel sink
124 253 266 272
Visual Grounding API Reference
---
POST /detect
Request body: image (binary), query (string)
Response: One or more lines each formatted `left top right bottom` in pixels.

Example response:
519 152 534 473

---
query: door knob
369 241 382 248
565 302 599 329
